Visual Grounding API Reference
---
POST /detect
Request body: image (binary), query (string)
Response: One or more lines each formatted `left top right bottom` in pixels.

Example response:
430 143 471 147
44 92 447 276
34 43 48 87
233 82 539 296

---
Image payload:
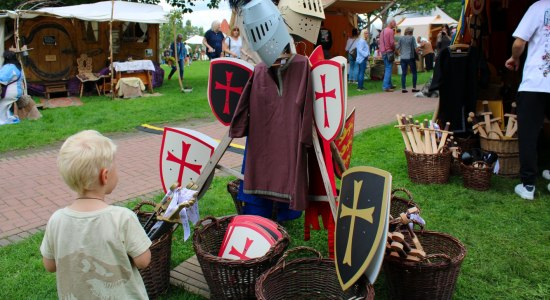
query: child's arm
42 257 56 272
131 249 151 269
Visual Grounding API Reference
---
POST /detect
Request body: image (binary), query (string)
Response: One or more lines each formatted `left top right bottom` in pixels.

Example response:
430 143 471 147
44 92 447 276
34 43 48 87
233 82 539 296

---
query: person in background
168 34 187 80
397 27 419 93
436 24 452 55
0 50 23 125
316 21 333 58
40 130 151 299
223 26 249 60
416 36 435 71
370 35 380 56
203 20 225 60
184 42 192 66
356 29 370 91
345 28 360 83
505 0 550 200
394 28 402 47
379 18 397 92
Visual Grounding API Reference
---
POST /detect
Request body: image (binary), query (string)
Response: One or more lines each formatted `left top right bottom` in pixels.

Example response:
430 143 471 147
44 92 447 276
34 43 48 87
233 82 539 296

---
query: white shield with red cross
208 58 254 126
218 222 276 260
159 127 218 193
311 60 345 142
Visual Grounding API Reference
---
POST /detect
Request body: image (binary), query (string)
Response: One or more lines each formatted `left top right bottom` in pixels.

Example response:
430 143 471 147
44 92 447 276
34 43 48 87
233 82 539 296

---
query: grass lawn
3 59 548 299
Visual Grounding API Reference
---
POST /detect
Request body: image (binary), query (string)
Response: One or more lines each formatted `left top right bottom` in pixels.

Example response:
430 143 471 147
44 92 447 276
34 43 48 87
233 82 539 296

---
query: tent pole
110 0 115 99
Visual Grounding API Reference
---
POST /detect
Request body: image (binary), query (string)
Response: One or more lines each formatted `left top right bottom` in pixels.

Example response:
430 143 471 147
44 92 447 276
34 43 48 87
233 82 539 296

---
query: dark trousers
424 53 434 71
517 91 550 185
400 58 417 90
168 59 184 79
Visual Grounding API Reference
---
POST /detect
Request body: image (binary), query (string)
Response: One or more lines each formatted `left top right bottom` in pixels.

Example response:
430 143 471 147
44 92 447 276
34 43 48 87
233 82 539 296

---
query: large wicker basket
383 230 467 300
405 150 452 184
133 201 174 299
193 216 290 299
461 162 493 191
255 247 375 300
479 136 519 177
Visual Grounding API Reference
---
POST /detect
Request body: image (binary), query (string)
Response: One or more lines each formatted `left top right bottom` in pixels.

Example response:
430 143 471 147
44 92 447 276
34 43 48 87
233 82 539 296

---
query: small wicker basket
133 201 174 299
383 230 467 300
255 247 375 300
461 162 493 191
405 150 452 184
193 216 290 300
479 136 519 177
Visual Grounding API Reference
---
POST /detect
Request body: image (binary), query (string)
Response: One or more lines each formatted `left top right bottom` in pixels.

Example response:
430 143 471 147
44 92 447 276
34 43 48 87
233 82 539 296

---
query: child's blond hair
57 130 117 195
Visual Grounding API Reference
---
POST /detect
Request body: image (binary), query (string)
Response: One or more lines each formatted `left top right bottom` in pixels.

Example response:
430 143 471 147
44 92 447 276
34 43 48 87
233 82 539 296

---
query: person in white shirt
505 0 550 200
355 29 371 91
223 26 249 60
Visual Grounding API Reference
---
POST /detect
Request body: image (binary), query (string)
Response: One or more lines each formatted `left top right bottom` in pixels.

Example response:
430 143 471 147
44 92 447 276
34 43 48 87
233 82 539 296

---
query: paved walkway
0 91 437 246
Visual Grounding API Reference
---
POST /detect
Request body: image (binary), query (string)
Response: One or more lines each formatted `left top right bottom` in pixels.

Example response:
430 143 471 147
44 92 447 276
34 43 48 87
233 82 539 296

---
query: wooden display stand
116 70 153 93
43 81 69 99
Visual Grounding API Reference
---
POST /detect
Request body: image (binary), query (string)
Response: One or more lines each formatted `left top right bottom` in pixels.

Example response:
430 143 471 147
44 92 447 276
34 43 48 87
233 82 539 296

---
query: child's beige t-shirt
40 205 152 299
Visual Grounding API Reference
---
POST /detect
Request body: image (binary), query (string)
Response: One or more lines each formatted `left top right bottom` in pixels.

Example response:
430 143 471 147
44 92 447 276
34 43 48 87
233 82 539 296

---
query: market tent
397 7 457 42
185 35 204 45
18 1 167 24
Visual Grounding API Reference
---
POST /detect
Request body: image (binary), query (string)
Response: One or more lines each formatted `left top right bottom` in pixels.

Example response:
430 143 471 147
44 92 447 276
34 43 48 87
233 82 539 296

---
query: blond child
40 130 152 299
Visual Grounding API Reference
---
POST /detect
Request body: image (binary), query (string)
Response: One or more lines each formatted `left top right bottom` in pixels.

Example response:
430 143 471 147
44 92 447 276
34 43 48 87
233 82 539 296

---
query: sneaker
391 85 397 89
514 183 535 200
357 88 364 91
542 170 550 180
384 88 394 92
402 89 408 93
412 88 420 92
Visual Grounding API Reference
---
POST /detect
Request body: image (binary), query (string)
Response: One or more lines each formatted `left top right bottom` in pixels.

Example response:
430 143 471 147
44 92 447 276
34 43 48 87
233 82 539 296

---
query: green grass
2 118 549 299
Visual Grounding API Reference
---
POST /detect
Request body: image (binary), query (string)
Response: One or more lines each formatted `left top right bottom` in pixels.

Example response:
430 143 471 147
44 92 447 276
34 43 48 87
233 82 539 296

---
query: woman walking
396 27 419 93
345 28 359 83
223 26 249 60
356 29 370 91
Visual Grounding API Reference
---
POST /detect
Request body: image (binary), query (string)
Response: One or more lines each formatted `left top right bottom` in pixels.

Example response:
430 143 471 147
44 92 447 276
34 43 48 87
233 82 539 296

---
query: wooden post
110 0 115 99
172 13 183 91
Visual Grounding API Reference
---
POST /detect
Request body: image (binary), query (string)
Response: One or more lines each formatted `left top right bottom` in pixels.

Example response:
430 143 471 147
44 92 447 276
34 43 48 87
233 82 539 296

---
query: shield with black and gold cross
335 166 391 290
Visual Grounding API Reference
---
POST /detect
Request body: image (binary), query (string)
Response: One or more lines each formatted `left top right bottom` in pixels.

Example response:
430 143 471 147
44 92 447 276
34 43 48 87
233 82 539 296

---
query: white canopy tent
185 35 204 45
397 7 457 40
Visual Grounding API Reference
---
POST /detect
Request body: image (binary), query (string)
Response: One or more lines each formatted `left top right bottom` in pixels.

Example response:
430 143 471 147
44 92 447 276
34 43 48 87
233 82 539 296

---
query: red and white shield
159 127 218 193
311 60 345 142
218 222 276 260
208 58 254 126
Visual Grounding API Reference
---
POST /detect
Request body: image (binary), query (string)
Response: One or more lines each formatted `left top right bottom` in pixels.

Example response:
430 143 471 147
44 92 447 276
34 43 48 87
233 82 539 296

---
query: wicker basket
461 162 493 191
479 137 519 177
455 135 480 153
255 247 375 300
383 230 467 300
405 150 452 184
133 201 174 299
193 216 290 299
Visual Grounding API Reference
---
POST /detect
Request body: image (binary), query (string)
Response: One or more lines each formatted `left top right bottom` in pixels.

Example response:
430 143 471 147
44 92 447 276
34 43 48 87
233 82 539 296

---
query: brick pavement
0 91 437 246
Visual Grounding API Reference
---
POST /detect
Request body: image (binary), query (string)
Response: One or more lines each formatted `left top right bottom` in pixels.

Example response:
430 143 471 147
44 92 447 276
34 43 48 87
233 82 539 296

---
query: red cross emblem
315 73 336 128
166 141 202 187
228 237 253 260
215 71 243 114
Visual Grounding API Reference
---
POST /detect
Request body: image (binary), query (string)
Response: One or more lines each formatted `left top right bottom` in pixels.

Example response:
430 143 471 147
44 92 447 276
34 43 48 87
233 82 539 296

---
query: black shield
208 58 254 126
335 166 391 290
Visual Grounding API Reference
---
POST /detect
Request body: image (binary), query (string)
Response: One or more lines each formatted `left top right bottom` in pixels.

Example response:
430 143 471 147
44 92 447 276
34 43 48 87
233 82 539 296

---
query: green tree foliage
0 0 221 12
160 19 204 50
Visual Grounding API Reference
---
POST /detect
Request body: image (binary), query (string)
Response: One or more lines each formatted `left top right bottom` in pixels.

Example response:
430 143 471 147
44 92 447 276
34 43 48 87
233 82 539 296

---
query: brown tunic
230 54 313 210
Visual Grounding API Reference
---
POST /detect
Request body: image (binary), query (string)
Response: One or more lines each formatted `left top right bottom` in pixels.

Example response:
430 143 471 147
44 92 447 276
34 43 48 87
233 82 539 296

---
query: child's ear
99 168 109 185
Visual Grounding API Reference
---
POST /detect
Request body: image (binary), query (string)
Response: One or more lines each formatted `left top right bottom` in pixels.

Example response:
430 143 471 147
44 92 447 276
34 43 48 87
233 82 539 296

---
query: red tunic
230 54 313 210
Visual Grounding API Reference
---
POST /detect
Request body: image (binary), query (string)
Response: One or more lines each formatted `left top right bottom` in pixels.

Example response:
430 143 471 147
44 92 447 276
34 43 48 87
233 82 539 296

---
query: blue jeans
168 59 184 79
400 58 417 90
348 56 358 81
382 52 393 90
357 60 367 89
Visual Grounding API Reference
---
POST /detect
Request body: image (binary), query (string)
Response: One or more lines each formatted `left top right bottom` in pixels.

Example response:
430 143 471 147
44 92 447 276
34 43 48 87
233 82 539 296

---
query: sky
160 0 232 31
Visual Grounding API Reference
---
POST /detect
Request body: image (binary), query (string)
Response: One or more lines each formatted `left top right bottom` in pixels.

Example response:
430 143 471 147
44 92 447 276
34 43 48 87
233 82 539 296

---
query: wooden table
112 60 155 93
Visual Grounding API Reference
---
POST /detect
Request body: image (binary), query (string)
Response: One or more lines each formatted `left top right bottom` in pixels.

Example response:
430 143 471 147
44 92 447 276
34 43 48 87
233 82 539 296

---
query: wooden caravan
10 1 167 83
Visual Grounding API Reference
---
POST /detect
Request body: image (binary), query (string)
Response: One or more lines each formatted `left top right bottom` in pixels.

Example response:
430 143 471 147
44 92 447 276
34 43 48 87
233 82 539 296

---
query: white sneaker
542 170 550 180
514 184 535 200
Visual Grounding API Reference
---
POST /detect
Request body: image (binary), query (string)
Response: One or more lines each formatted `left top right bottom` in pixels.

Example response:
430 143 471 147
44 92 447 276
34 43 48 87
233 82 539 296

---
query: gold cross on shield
340 180 375 266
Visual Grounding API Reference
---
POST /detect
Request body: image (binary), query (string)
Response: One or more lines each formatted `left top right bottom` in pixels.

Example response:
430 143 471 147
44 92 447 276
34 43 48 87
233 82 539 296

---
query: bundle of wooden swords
468 101 517 140
386 206 426 262
395 114 452 154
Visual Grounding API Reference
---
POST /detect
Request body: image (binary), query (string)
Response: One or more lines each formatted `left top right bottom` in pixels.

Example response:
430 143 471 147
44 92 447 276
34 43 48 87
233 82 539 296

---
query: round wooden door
23 21 76 81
